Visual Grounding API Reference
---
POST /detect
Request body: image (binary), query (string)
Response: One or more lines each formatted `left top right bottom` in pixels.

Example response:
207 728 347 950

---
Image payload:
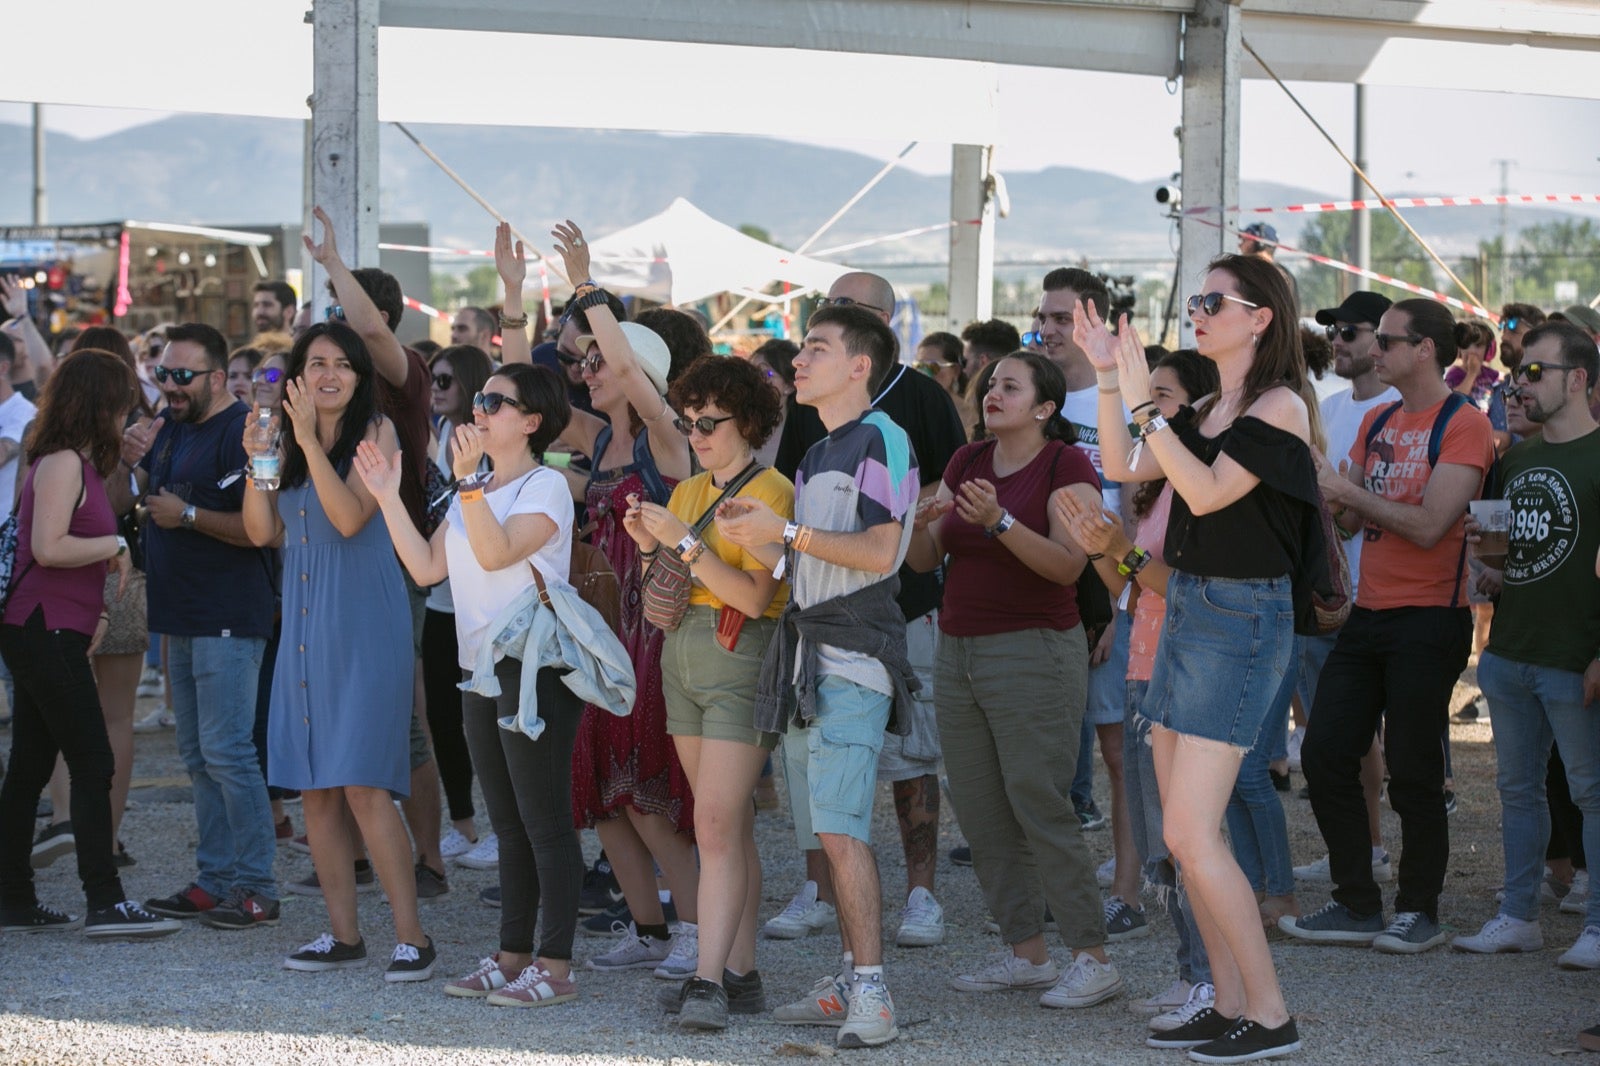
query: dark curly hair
668 355 783 449
26 349 135 477
633 307 712 384
490 363 572 456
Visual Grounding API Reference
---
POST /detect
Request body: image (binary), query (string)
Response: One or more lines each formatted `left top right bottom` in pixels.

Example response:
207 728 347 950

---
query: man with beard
113 323 281 928
251 282 298 334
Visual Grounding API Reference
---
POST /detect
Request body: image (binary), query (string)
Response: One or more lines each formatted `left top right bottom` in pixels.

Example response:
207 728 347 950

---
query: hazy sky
3 63 1597 206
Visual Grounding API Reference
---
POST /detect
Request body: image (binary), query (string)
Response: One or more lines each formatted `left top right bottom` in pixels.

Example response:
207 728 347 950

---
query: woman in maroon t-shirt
905 351 1121 1009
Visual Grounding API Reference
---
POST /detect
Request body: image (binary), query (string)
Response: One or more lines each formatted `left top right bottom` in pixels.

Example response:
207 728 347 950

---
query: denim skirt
1141 570 1295 750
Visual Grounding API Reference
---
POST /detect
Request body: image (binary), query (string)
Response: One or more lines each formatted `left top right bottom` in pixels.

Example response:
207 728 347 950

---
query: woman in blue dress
242 321 436 983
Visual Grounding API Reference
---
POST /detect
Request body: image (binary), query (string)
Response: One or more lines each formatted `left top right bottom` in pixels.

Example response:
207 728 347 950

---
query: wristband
1087 552 1104 561
573 287 611 313
782 521 800 548
1138 413 1170 438
1096 369 1120 391
1131 401 1157 421
984 511 1016 538
114 535 128 557
675 531 700 556
793 525 815 554
498 314 528 329
639 546 660 561
458 488 486 504
678 537 706 565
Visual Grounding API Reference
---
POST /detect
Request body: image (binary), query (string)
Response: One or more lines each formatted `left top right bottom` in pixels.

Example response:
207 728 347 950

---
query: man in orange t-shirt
1282 299 1494 956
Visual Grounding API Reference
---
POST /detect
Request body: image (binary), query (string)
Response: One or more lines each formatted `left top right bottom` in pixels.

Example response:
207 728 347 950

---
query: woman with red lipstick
905 350 1118 1011
1079 255 1322 1062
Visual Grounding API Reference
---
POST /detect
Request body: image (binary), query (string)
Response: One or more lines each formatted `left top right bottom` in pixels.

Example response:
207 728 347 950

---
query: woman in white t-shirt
355 363 586 1008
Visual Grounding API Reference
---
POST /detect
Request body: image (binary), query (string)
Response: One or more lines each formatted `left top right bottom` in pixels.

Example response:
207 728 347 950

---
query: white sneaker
1096 856 1116 888
1562 871 1591 915
763 880 838 940
951 951 1059 992
1293 849 1392 884
1149 982 1215 1032
652 921 698 979
132 707 174 733
1452 913 1543 954
837 977 897 1048
1286 727 1304 773
1131 977 1194 1015
438 828 476 860
1039 952 1122 1009
455 833 499 870
585 923 671 971
894 886 945 947
1559 926 1600 970
135 668 164 699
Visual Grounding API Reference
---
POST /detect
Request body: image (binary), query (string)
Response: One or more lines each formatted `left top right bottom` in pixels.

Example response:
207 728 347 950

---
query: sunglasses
1022 330 1043 347
913 360 948 374
555 350 582 368
472 390 524 415
1186 292 1261 317
1513 361 1580 384
252 367 284 385
1325 323 1372 343
1504 317 1522 332
153 366 212 385
432 373 454 390
821 295 889 316
324 305 345 322
1502 384 1524 402
1373 331 1423 352
674 414 735 437
581 351 606 375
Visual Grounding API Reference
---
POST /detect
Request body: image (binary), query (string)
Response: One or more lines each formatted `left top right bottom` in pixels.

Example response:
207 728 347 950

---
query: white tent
584 197 848 306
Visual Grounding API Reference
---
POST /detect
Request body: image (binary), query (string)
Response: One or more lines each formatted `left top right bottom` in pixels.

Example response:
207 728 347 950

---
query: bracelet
639 546 660 560
458 487 485 504
1131 401 1157 419
793 525 815 554
498 314 528 329
1087 552 1104 561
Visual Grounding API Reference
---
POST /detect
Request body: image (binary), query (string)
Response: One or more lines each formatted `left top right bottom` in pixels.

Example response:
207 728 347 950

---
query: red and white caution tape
1185 193 1600 216
381 242 497 257
402 295 503 347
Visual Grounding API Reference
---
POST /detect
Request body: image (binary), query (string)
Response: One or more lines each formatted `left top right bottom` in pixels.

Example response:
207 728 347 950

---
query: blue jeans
1126 679 1210 985
169 635 275 899
1479 651 1600 926
1225 641 1299 897
1074 611 1133 806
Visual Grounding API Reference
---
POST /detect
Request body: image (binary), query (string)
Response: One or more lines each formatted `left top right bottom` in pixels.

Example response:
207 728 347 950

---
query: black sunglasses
581 350 606 375
1373 332 1423 352
1514 361 1580 384
1325 323 1372 343
673 414 735 437
821 295 889 316
1186 292 1260 317
432 373 454 390
473 390 524 415
153 366 212 385
252 367 284 385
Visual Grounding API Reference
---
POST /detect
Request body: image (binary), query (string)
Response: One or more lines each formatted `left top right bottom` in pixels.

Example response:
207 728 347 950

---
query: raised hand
0 274 25 319
353 439 404 505
550 220 593 285
124 416 165 467
1071 297 1121 372
621 492 658 552
450 423 487 480
494 221 527 293
301 205 343 268
280 377 319 448
1110 313 1152 407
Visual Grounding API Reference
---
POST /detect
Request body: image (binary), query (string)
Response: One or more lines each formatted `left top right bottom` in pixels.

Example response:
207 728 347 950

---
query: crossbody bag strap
689 461 764 536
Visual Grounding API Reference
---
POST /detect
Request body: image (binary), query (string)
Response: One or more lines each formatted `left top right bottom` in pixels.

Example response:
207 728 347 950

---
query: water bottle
250 407 281 491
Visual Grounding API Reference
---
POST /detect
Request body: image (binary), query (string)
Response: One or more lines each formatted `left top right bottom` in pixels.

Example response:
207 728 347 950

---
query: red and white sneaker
486 964 578 1007
445 954 517 998
772 971 851 1026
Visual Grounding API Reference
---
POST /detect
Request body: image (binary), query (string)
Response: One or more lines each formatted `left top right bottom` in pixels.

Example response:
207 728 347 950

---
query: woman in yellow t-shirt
623 354 791 1028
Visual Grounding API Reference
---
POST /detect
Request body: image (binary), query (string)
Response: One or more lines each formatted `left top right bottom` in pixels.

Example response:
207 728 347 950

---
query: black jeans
461 660 583 960
1303 605 1471 920
423 608 474 823
250 617 290 802
0 606 126 911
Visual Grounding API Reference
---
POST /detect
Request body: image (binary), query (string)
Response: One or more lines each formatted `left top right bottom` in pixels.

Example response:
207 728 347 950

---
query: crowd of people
1 208 1599 1062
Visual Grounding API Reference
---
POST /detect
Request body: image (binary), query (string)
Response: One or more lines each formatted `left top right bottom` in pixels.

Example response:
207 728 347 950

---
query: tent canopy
586 197 847 306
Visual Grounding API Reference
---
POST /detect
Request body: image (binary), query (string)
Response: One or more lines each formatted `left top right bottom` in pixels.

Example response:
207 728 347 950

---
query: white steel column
309 0 379 318
947 144 996 330
1178 0 1241 345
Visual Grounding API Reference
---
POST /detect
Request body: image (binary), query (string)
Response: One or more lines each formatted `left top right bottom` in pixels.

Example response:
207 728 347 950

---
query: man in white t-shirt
1291 290 1396 884
0 334 37 520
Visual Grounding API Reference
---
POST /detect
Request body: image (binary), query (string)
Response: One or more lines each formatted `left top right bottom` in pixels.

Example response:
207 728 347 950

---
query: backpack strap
1362 400 1404 456
1426 392 1471 468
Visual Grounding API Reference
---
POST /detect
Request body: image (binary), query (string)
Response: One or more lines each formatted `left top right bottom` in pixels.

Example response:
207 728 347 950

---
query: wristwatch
114 535 128 556
180 504 197 530
983 511 1016 538
1117 546 1152 576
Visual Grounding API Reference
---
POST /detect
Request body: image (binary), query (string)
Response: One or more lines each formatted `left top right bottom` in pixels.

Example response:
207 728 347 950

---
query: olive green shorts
661 608 779 751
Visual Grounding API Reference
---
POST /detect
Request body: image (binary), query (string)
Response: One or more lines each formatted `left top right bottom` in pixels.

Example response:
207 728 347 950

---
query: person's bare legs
1158 725 1290 1029
892 774 939 898
596 816 668 926
628 809 699 925
1097 721 1141 904
678 736 768 979
302 787 360 944
93 653 141 846
806 848 835 905
345 783 426 946
818 833 882 966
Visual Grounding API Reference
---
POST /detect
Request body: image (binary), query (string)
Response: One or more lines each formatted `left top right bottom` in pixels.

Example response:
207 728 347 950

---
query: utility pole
1352 86 1369 286
1493 157 1515 309
31 103 46 225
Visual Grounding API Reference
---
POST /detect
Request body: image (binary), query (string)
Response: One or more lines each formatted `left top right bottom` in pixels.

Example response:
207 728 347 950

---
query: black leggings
0 606 125 911
423 608 475 823
461 660 583 960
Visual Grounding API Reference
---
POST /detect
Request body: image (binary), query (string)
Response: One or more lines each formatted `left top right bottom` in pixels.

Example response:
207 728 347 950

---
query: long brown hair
72 326 156 420
1204 254 1324 452
26 349 135 477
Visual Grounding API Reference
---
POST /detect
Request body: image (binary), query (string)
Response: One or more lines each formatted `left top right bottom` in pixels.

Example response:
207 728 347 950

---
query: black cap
1315 291 1392 327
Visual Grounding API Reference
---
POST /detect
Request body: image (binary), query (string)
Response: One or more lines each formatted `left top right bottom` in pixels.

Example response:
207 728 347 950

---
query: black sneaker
112 841 136 868
1269 769 1291 793
1 902 78 932
144 882 221 919
660 968 766 1015
1444 789 1458 817
1074 799 1107 831
949 845 973 867
385 935 438 983
84 900 182 939
200 889 281 930
284 861 377 897
582 897 678 935
30 821 75 869
579 855 624 915
1187 1016 1301 1063
414 862 450 900
479 885 501 908
1147 1007 1239 1049
676 976 730 1031
283 933 368 971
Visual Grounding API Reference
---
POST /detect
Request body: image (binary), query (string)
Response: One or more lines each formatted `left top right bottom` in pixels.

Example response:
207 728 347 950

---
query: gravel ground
1 670 1596 1065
